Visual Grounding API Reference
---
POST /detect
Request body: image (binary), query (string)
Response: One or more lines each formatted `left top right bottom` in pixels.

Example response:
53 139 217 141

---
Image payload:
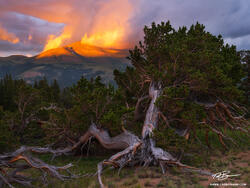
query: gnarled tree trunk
93 81 210 187
142 82 161 138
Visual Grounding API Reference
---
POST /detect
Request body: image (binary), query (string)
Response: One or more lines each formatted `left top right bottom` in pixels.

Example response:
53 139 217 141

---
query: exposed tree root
95 136 212 188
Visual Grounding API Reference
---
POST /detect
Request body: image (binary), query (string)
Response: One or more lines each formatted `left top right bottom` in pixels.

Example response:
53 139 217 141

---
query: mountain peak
36 41 128 59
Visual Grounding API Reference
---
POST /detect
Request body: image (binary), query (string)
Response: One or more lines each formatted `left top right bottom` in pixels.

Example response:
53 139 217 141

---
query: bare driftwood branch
0 146 74 188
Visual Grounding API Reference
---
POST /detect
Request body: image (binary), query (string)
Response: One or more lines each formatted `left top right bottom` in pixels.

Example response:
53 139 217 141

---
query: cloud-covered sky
0 0 250 56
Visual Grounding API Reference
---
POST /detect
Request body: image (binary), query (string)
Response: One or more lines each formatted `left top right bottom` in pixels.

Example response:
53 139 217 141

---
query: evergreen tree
50 79 60 103
115 22 248 147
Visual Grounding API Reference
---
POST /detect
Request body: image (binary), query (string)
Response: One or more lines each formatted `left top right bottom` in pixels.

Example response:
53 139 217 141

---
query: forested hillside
0 43 129 87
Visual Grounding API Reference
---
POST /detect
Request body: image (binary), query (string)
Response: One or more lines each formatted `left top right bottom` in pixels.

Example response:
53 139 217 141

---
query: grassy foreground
6 132 250 188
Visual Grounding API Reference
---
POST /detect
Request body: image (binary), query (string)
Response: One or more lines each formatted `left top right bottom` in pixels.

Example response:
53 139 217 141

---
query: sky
0 0 250 57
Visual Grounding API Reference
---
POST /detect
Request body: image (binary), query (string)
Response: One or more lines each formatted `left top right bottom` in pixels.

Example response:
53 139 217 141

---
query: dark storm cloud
134 0 250 38
0 0 250 56
131 0 250 49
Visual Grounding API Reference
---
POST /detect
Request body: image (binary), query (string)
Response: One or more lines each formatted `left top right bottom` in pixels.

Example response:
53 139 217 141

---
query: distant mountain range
0 42 130 87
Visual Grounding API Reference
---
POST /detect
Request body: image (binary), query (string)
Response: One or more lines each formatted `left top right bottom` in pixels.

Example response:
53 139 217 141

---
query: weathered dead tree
75 82 248 187
54 81 210 187
92 82 214 187
1 80 247 187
